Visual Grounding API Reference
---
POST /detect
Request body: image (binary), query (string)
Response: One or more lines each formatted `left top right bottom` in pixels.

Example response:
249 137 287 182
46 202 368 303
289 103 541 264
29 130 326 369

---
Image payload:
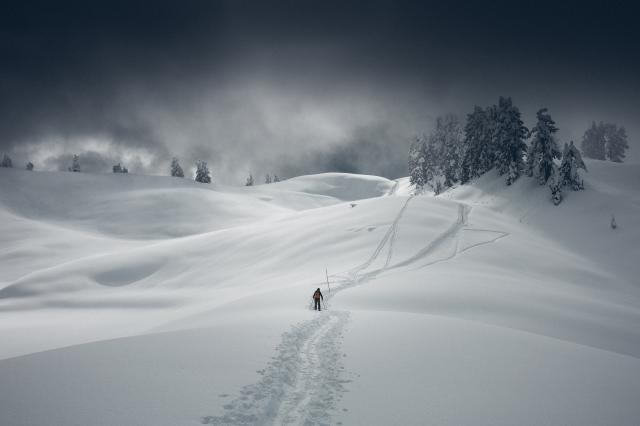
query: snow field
1 161 639 425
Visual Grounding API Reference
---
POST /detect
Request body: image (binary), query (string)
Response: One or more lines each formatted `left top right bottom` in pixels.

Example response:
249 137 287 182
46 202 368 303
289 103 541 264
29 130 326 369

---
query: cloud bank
1 1 638 182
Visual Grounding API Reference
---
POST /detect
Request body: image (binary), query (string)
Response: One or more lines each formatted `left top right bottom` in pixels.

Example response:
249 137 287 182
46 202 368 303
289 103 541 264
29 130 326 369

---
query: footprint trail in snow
201 311 350 426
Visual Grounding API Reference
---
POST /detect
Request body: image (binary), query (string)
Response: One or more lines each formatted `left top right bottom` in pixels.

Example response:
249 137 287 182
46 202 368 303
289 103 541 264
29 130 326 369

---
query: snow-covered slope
1 162 639 426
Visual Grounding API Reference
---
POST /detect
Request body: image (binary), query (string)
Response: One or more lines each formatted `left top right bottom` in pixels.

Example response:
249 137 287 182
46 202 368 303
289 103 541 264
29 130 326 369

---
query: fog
1 1 638 183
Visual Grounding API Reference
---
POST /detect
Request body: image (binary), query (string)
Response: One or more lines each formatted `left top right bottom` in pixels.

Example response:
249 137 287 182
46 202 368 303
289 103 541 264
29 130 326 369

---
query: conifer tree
436 115 463 187
26 161 34 171
559 141 587 190
112 163 128 173
581 121 606 160
492 97 528 185
1 154 12 168
549 168 563 206
194 160 211 183
245 173 254 186
461 106 493 181
527 108 561 185
424 140 442 193
265 174 272 184
408 137 427 192
71 155 81 172
604 124 629 163
170 157 184 177
273 175 280 182
581 121 629 162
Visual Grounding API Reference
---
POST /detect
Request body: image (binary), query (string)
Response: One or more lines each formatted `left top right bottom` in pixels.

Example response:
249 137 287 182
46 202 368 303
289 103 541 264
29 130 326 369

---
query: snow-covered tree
245 173 254 186
170 157 184 177
194 160 211 183
581 121 606 160
112 163 128 173
581 121 628 162
273 175 280 182
432 115 463 187
408 137 427 192
492 97 528 185
1 154 13 168
71 154 81 172
527 108 561 185
409 117 460 195
551 141 588 205
26 161 34 171
604 124 629 163
265 174 272 184
549 168 563 206
559 141 587 190
461 106 493 182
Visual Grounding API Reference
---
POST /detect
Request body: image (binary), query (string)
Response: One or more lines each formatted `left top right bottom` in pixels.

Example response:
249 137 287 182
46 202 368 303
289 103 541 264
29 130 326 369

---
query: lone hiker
313 288 324 311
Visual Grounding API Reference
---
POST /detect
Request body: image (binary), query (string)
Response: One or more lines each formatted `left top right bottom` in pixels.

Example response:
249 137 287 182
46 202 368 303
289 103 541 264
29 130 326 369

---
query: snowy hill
1 163 639 426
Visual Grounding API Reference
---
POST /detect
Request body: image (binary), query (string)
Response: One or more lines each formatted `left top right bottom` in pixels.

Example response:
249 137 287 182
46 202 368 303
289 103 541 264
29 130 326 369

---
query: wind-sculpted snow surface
201 311 350 426
1 163 640 425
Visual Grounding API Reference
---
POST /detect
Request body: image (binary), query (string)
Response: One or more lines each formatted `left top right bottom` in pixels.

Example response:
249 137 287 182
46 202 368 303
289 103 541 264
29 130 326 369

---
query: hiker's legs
315 299 320 310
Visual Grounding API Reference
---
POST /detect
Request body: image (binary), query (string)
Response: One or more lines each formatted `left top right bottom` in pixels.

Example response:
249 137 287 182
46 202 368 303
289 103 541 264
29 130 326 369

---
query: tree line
408 96 628 205
170 157 281 185
0 153 283 186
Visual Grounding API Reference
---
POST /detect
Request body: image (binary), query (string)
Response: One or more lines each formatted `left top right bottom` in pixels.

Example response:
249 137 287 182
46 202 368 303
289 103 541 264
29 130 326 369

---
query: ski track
202 196 509 425
330 200 510 292
346 196 413 275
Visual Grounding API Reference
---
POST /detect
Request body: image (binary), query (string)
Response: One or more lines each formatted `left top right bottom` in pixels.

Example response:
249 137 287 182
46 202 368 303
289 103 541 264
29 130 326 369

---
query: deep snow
1 162 639 425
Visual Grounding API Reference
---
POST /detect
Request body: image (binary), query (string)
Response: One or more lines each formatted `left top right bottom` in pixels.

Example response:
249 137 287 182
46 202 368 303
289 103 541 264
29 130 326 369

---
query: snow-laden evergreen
408 116 463 194
112 163 128 173
492 97 528 185
245 173 254 186
527 108 561 185
461 106 493 182
194 160 211 184
170 157 184 178
549 141 588 205
581 121 606 160
581 121 629 162
604 124 629 163
265 174 272 184
1 154 13 168
273 175 280 182
432 115 463 187
26 161 34 171
70 155 81 172
549 167 563 205
559 141 587 190
408 137 427 193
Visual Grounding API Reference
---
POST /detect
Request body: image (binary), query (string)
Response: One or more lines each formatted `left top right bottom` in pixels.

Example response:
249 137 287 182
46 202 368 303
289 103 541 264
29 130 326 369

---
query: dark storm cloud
1 0 639 181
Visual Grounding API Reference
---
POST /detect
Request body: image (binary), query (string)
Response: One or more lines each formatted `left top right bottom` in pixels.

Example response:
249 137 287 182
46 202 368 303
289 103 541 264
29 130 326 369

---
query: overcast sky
1 0 638 182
